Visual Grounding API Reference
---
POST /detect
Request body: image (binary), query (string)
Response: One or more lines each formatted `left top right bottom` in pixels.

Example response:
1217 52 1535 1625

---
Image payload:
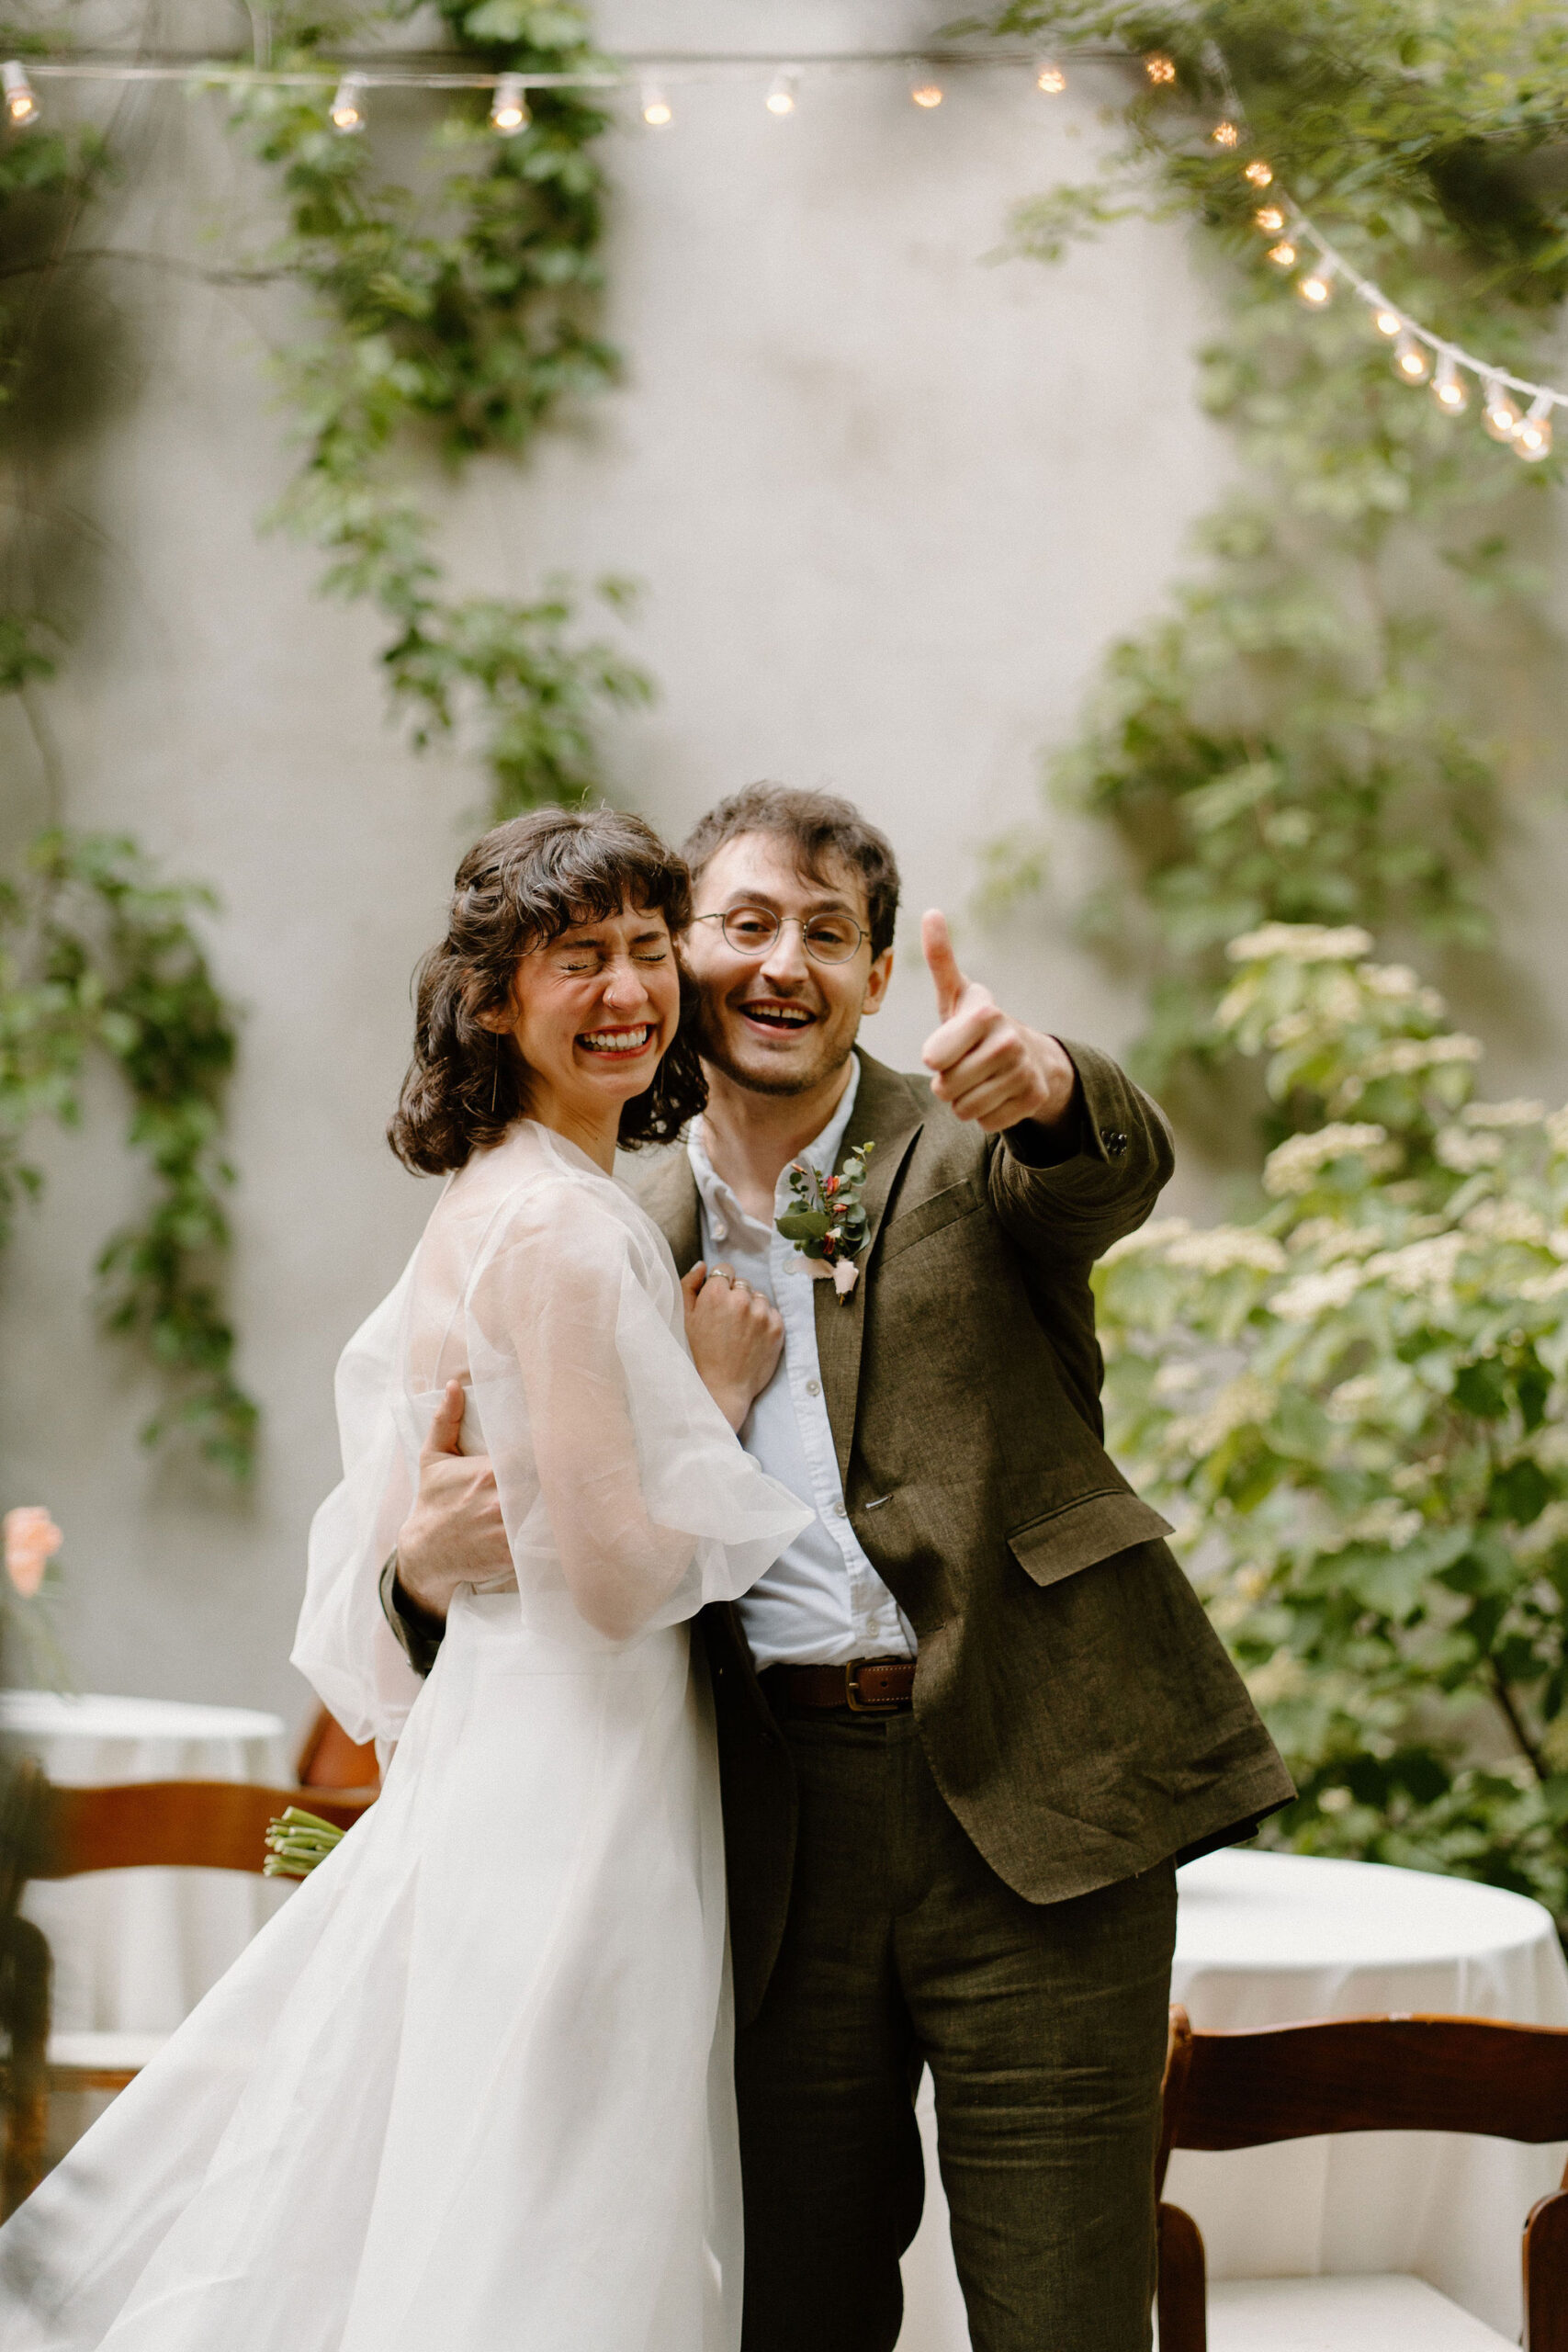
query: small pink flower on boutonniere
3 1507 62 1599
777 1144 876 1304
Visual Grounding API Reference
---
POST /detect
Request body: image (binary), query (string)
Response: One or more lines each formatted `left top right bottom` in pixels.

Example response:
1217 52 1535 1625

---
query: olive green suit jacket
634 1046 1293 2025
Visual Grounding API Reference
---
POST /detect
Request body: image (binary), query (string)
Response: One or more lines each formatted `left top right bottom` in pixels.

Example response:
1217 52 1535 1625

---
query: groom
381 785 1291 2352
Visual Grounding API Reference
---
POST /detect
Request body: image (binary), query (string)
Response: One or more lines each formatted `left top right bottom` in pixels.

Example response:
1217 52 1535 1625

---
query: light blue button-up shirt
686 1055 916 1670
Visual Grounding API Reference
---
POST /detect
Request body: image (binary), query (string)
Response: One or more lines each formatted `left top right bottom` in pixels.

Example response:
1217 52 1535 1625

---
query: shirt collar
688 1054 863 1236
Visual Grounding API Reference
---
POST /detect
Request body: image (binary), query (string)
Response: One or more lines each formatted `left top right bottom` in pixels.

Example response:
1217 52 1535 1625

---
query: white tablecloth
897 1849 1568 2348
1 1690 290 2036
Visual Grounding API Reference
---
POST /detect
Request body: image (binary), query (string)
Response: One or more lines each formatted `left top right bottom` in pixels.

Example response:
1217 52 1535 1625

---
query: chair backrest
1166 2007 1568 2152
1156 2007 1568 2352
33 1781 376 1879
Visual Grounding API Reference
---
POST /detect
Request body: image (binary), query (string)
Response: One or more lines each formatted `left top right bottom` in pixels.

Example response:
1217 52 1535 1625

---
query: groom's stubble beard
688 986 863 1101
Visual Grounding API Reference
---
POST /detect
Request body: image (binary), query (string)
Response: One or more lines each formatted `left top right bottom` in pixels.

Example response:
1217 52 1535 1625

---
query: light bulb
909 66 943 108
1372 307 1402 338
765 70 798 116
1036 61 1066 95
1244 159 1273 187
329 75 365 133
1266 240 1297 271
641 84 672 127
1393 333 1431 383
1296 259 1336 306
490 74 528 134
1145 53 1177 85
1482 379 1523 443
2 61 39 127
1253 206 1284 233
1431 354 1468 413
1211 119 1239 147
1515 395 1554 462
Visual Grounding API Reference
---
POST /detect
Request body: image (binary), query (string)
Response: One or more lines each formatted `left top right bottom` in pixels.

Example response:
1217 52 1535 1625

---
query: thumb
922 910 966 1020
423 1377 467 1460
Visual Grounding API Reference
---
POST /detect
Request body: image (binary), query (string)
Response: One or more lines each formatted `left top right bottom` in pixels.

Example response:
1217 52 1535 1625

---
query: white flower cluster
1461 1200 1550 1246
1100 1216 1190 1267
1436 1126 1505 1173
1344 1498 1424 1551
1364 1232 1467 1298
1288 1219 1385 1261
1462 1099 1544 1128
1272 1262 1364 1320
1359 1035 1483 1080
1166 1227 1289 1275
1263 1124 1396 1196
1546 1107 1568 1156
1226 923 1373 965
1326 1372 1385 1422
1356 962 1445 1017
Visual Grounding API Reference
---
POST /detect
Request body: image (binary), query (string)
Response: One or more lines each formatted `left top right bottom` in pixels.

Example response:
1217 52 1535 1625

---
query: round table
1 1691 291 2037
897 1849 1568 2349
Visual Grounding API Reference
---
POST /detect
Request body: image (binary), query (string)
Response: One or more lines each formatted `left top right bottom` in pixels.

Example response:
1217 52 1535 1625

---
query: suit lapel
812 1053 925 1487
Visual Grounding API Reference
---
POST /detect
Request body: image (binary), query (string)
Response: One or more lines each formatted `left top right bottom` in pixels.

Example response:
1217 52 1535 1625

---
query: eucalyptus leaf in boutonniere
776 1142 876 1300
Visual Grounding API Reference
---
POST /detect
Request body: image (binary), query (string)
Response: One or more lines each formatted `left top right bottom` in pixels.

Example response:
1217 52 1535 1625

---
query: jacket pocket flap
1008 1490 1174 1590
877 1176 985 1265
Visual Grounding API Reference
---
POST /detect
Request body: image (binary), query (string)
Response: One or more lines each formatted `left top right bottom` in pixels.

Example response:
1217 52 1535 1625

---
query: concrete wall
1 0 1562 1724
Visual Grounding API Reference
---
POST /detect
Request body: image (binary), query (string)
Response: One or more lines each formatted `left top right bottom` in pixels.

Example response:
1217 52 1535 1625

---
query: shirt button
806 1378 821 1397
833 1501 847 1518
711 1223 728 1241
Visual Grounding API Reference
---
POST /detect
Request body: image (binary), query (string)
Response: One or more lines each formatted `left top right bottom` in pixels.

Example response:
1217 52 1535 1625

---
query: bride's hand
682 1263 784 1433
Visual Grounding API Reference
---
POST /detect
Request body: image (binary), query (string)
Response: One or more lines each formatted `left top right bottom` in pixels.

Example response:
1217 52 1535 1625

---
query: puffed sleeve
291 1260 426 1748
466 1184 812 1642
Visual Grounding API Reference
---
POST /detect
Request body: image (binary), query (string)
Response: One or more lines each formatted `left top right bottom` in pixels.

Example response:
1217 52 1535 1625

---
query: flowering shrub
1099 922 1568 1919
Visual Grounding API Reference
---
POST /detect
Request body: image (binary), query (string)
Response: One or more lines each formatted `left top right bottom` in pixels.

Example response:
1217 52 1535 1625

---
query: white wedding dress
0 1121 810 2352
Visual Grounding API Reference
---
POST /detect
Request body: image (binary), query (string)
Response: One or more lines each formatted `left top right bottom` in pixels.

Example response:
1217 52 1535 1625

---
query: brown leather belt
770 1657 916 1713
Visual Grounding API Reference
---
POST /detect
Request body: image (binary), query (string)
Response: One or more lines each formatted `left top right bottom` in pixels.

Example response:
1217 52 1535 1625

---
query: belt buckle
843 1661 897 1713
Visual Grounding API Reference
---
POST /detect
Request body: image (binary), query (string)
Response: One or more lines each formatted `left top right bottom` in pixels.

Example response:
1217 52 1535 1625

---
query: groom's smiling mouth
737 999 817 1036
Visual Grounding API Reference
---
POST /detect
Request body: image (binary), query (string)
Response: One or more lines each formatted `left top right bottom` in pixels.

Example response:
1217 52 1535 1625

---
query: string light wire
1 39 1562 429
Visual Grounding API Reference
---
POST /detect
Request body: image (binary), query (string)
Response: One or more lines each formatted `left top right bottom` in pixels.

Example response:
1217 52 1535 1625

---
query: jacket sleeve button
1100 1128 1129 1157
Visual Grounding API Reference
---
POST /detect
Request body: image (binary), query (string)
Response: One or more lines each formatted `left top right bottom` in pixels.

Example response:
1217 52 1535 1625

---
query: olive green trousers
734 1707 1177 2352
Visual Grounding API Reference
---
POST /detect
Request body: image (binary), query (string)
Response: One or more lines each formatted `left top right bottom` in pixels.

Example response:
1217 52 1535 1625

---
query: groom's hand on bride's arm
394 1379 512 1624
920 910 1080 1155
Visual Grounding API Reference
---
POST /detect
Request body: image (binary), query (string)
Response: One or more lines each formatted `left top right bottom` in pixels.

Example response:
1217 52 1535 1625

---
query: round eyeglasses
692 907 867 966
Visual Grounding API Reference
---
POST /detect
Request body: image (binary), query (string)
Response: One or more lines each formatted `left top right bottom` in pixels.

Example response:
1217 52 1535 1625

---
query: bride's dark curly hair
389 808 707 1174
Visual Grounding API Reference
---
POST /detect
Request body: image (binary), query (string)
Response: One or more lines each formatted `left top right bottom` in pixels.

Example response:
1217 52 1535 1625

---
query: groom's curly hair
389 808 707 1174
681 783 900 956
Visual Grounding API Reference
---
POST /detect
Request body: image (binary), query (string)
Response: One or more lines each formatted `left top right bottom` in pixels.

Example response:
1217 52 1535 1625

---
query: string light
1369 300 1403 338
1145 53 1177 85
1036 61 1066 95
1431 352 1468 413
329 74 365 132
1211 119 1239 147
1483 379 1523 444
640 82 672 127
1244 159 1273 188
1253 205 1284 233
765 69 798 116
1296 255 1336 306
1516 395 1553 462
1266 239 1298 271
2 60 38 125
909 65 943 108
1393 332 1430 384
490 73 528 133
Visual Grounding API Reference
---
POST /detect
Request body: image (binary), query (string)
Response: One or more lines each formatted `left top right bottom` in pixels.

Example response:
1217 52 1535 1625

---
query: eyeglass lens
720 909 862 964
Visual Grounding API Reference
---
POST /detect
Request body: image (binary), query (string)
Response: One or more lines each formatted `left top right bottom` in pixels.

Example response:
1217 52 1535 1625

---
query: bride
0 808 812 2351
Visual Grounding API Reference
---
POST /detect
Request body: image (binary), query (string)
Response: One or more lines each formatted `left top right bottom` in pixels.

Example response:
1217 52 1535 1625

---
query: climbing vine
973 0 1568 1126
0 834 254 1477
225 0 651 818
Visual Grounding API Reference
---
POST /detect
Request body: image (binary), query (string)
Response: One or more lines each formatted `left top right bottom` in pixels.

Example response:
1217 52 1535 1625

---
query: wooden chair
1156 2006 1568 2351
2 1779 376 2213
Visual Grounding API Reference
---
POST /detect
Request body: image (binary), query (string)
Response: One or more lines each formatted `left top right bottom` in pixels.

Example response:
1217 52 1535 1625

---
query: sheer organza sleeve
291 1265 426 1747
466 1186 812 1642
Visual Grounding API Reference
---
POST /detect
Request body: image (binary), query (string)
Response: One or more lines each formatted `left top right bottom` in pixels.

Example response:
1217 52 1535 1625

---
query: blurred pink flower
3 1508 62 1599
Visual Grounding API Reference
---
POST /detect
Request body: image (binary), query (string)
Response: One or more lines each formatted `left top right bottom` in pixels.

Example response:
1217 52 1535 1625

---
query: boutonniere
777 1143 876 1301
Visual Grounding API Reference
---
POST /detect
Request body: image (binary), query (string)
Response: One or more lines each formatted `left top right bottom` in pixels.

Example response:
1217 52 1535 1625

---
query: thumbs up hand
919 910 1077 1136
